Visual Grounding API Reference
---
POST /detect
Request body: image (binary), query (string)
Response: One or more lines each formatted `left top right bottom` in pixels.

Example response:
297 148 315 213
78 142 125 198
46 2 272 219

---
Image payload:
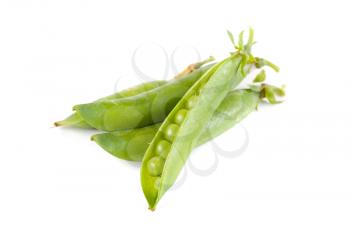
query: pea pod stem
255 57 280 72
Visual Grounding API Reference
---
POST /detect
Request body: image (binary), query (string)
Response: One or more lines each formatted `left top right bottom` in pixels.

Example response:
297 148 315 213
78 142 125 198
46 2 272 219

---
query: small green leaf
262 84 285 104
247 27 255 46
227 30 237 48
238 31 244 50
253 70 266 83
265 89 280 104
272 86 285 97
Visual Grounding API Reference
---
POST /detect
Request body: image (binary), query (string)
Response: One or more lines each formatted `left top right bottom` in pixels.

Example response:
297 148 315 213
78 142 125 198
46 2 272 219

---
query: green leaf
247 27 255 45
265 89 280 104
227 30 237 48
238 31 244 50
272 86 286 97
262 84 285 104
253 70 266 83
244 27 255 53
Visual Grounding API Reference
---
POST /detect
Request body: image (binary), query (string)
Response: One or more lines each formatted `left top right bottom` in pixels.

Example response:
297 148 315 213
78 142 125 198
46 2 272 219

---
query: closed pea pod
74 58 215 131
55 80 167 128
92 124 161 161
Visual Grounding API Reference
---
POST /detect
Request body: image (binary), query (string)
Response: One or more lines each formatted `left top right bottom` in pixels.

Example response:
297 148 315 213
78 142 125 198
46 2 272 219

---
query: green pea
185 95 198 109
164 124 179 141
174 109 188 125
147 157 165 177
156 140 171 158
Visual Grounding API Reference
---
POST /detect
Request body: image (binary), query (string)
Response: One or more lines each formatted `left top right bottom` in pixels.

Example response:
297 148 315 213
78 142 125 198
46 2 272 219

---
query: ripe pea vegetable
140 29 268 210
91 88 261 161
54 80 167 128
55 28 283 211
73 58 215 131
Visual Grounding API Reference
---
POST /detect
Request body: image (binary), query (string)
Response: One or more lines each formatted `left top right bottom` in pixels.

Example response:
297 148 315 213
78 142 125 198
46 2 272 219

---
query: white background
0 0 349 233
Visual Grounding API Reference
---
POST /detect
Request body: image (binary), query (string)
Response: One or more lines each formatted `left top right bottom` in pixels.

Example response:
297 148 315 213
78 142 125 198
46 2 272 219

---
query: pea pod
140 58 243 209
140 29 277 210
74 62 215 131
55 80 167 128
92 89 260 161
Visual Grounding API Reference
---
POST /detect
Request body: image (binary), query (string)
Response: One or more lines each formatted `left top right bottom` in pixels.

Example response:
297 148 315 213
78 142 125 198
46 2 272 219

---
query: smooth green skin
75 65 213 131
92 124 160 161
92 89 260 162
55 80 167 128
55 113 91 129
141 55 247 210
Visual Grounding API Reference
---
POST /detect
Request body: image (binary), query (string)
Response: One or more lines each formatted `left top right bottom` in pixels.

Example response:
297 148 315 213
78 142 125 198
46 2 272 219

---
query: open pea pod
92 89 260 161
140 55 244 210
140 29 279 210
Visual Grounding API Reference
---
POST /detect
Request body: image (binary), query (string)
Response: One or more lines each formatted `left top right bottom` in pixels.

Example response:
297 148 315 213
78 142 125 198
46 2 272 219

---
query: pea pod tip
53 121 61 127
91 135 97 141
